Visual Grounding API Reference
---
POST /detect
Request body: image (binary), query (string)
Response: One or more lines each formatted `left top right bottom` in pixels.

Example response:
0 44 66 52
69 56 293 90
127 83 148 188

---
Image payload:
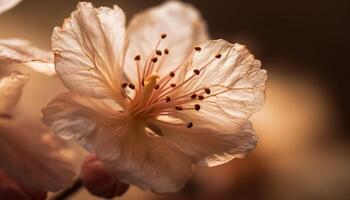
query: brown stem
50 179 82 200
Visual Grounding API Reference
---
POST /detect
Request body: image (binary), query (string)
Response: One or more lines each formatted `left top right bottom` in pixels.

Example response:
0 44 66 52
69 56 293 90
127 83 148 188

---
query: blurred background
1 0 350 199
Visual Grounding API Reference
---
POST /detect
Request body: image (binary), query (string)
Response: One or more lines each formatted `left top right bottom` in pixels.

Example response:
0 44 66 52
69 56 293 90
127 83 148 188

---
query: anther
161 33 167 39
187 122 193 128
204 87 211 94
128 83 135 89
141 79 145 86
215 54 222 59
170 83 176 87
194 47 201 51
194 104 201 111
166 96 171 102
169 71 175 77
193 69 200 75
134 55 141 61
151 57 158 63
154 84 160 90
175 106 183 111
191 94 197 99
164 48 169 54
198 95 204 100
121 83 128 88
155 50 162 56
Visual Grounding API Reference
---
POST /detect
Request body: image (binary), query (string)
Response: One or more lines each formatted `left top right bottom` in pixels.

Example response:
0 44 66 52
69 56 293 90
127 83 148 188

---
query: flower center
120 33 222 128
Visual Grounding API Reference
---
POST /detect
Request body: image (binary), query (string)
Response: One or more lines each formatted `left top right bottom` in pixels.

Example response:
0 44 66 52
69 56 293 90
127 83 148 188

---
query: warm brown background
1 0 349 199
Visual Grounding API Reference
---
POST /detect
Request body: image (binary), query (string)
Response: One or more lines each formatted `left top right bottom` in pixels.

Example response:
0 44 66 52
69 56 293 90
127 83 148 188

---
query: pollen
134 55 141 61
155 50 162 56
193 69 200 75
175 106 183 111
187 122 193 128
204 87 211 94
128 83 135 89
194 104 201 111
151 57 158 63
215 54 222 59
164 48 169 54
161 33 167 39
121 83 128 88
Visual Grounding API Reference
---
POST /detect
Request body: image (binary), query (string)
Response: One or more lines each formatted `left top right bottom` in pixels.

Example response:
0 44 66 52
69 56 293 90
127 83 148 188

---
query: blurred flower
0 0 55 75
42 1 266 193
0 71 76 192
0 169 47 200
0 0 21 15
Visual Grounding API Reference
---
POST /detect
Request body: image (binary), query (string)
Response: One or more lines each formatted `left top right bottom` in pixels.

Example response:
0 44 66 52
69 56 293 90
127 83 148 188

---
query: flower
0 71 76 192
0 0 21 15
0 0 55 75
42 1 267 193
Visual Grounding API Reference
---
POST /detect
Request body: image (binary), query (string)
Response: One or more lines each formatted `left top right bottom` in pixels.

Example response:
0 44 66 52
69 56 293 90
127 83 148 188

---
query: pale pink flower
0 0 55 75
0 71 76 192
42 1 267 193
0 0 21 15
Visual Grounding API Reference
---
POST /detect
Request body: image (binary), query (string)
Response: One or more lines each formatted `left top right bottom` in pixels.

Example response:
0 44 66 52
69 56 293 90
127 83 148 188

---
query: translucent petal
52 2 127 103
152 120 257 167
169 39 267 130
0 39 55 75
0 119 76 191
124 1 208 83
0 71 29 113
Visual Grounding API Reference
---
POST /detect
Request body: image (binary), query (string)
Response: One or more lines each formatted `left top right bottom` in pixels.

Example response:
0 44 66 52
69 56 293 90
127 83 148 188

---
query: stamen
155 50 162 56
193 69 200 75
187 122 193 128
151 57 158 63
170 83 176 87
204 87 211 94
194 47 201 51
121 83 128 88
194 104 201 111
215 54 222 59
169 71 175 77
134 55 141 61
166 96 171 102
128 83 135 89
191 94 197 99
164 49 169 54
175 106 183 111
161 33 167 39
198 95 204 100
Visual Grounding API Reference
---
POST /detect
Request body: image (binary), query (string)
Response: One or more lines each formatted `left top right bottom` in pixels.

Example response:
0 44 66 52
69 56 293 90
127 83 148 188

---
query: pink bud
81 154 129 198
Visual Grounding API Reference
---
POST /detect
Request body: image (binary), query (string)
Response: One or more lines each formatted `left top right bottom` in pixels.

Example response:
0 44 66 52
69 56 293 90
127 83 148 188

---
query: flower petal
42 92 120 151
42 93 192 193
152 120 257 167
0 71 29 114
125 1 208 83
0 0 21 15
52 2 127 103
91 122 193 193
170 39 267 130
0 39 55 75
0 119 76 192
